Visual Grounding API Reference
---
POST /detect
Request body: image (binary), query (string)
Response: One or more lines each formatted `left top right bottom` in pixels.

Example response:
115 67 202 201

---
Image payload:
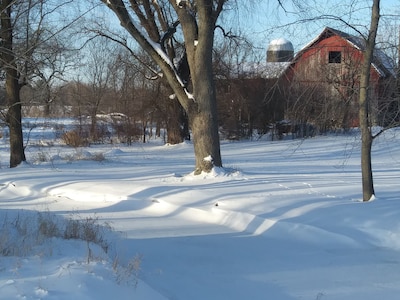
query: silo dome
267 38 294 62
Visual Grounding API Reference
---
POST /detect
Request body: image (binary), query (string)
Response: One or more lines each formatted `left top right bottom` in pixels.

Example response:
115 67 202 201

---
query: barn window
329 51 342 63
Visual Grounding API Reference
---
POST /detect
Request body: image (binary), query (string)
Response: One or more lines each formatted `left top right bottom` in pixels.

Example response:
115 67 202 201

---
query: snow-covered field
1 120 400 300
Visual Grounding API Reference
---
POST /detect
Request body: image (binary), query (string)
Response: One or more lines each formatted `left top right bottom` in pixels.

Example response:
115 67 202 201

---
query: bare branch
91 30 161 78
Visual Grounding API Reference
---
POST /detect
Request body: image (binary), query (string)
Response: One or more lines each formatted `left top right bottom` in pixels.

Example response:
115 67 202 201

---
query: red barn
281 27 396 131
215 27 397 139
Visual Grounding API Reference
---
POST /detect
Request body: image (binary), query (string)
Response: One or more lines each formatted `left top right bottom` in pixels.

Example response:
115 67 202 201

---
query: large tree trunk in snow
189 110 221 174
359 0 380 201
188 19 222 173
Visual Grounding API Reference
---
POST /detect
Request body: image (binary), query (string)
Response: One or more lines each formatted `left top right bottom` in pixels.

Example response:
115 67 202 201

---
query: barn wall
283 34 387 128
292 36 381 87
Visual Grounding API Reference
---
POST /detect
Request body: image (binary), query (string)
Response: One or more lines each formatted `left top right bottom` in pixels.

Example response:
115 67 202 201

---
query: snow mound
106 148 125 156
184 167 242 180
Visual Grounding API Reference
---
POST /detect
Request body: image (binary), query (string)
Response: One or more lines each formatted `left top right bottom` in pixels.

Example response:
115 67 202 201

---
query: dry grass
0 210 141 286
61 130 89 147
0 211 111 259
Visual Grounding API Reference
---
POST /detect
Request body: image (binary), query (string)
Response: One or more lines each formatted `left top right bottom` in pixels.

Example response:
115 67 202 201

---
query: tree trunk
189 109 221 174
189 61 221 173
359 0 380 201
1 1 26 168
44 102 51 117
166 99 185 144
44 84 51 117
188 15 222 174
360 125 374 200
7 71 26 168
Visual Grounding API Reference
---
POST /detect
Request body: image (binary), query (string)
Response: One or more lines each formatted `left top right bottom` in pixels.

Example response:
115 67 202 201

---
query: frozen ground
0 121 400 299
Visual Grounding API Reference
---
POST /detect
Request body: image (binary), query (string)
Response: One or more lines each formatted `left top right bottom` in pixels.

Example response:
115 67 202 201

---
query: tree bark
1 0 26 168
359 0 380 201
188 15 222 173
166 99 189 144
6 70 26 168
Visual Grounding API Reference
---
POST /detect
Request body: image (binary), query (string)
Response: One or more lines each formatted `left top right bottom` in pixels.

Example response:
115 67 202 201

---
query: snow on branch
132 17 194 100
104 0 193 101
123 14 181 80
176 0 186 8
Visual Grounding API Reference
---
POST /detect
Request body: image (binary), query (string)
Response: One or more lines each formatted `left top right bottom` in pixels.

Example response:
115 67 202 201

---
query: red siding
291 35 381 88
283 33 387 127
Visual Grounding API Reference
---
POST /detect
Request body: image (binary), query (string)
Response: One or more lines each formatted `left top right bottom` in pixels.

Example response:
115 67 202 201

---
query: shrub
54 123 66 139
0 211 112 260
0 213 38 256
61 130 89 147
38 211 60 239
112 121 141 145
36 152 50 162
113 254 142 287
92 152 106 162
0 211 141 287
64 214 112 256
91 123 111 144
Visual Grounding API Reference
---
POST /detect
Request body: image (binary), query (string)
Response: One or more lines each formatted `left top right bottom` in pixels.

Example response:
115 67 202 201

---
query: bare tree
101 0 224 174
106 48 178 144
82 38 114 140
214 35 276 139
0 0 26 167
29 37 75 116
359 0 380 201
107 50 144 143
0 0 85 167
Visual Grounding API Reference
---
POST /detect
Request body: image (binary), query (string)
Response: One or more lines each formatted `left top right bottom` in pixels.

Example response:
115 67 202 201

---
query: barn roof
294 27 396 78
262 62 292 79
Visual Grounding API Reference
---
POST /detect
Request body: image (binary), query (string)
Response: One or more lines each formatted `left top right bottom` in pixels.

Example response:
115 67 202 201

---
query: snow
203 154 213 162
263 62 292 79
268 38 294 51
1 121 400 299
176 0 184 8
